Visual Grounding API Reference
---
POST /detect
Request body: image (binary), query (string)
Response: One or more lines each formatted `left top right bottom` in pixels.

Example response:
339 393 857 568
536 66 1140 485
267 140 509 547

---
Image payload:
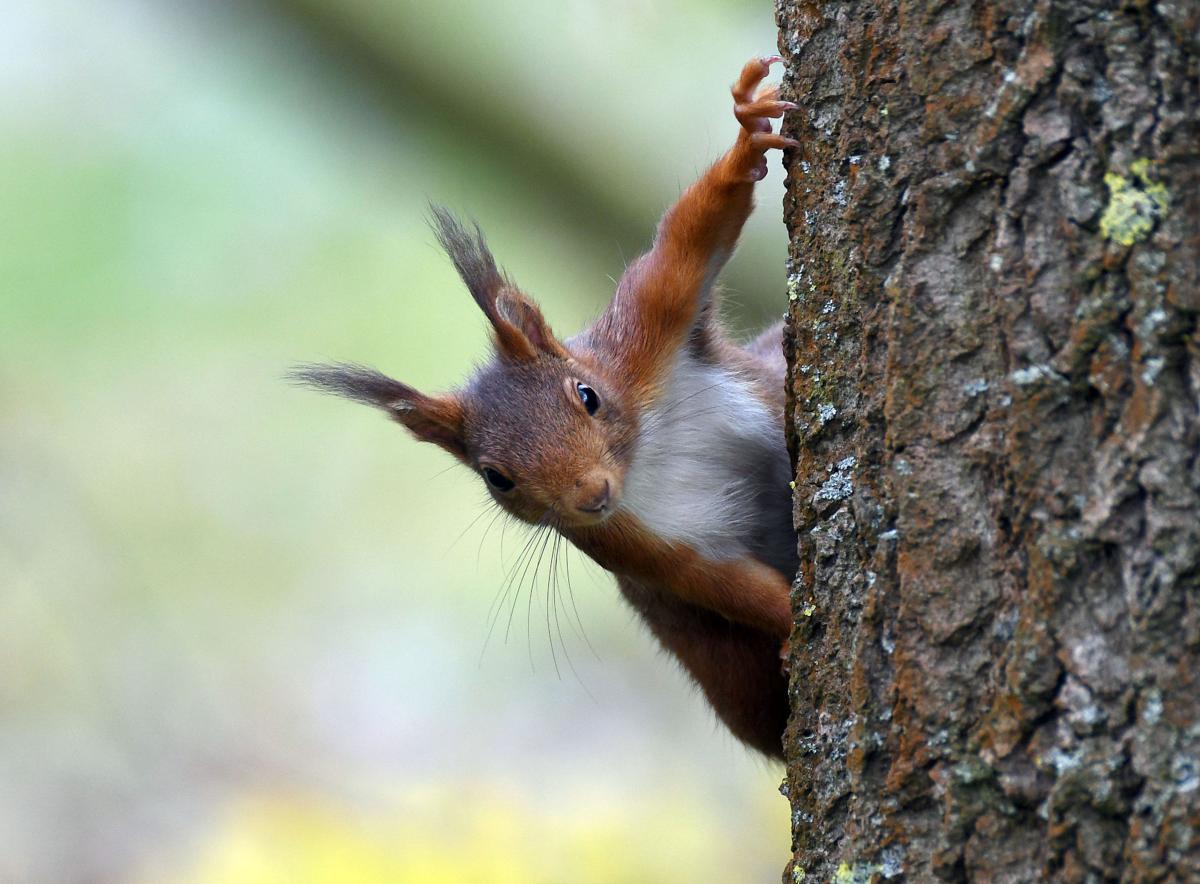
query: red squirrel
294 57 799 758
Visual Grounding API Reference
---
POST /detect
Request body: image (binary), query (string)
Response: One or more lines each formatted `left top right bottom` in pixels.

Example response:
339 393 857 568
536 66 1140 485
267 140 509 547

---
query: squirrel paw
731 55 800 182
779 635 792 676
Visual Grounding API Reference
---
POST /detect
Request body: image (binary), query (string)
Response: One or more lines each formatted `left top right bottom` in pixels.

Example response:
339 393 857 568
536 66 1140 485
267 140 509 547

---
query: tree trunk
775 0 1199 880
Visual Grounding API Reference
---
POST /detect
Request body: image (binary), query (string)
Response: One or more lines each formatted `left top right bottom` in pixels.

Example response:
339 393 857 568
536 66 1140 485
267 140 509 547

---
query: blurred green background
0 1 791 881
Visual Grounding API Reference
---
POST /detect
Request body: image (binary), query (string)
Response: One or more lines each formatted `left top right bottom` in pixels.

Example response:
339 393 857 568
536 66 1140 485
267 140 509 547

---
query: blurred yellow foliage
152 784 769 884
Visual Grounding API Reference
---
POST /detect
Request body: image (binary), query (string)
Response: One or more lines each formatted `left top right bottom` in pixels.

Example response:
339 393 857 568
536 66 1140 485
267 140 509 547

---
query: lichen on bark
775 0 1199 880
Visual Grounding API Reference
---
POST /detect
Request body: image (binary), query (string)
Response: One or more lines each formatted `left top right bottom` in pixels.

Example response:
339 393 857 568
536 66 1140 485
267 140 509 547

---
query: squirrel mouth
564 493 619 527
567 503 615 527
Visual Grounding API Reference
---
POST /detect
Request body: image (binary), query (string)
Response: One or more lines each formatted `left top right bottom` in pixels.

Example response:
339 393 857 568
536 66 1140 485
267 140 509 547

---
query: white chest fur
620 352 778 560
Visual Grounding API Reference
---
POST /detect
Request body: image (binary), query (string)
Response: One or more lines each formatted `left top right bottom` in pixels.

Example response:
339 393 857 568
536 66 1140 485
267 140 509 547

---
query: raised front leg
579 516 793 639
593 56 799 396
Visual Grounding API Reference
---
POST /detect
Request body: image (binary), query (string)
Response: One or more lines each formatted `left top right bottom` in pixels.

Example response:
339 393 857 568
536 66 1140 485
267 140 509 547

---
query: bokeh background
0 1 792 881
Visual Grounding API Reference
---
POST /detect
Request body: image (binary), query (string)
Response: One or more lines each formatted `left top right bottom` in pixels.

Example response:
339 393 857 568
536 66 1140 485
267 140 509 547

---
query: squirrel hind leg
617 576 788 759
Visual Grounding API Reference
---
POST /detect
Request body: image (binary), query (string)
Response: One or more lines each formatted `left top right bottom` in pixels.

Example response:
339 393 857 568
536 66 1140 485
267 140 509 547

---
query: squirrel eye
482 467 515 492
576 383 600 416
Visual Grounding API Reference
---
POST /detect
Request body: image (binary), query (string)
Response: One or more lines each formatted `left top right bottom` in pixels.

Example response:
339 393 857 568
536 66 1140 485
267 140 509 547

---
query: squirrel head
292 208 635 529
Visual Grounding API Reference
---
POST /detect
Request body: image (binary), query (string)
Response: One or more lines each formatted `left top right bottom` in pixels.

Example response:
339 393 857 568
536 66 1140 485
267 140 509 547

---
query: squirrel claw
749 132 801 151
732 55 779 105
731 55 798 164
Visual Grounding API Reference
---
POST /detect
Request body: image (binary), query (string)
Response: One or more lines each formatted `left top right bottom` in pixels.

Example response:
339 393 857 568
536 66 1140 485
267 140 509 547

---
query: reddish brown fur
294 57 799 758
618 575 789 758
590 59 796 404
573 514 793 639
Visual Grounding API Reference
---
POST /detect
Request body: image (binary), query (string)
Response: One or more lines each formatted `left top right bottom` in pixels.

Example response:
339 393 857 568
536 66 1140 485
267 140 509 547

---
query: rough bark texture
776 1 1199 880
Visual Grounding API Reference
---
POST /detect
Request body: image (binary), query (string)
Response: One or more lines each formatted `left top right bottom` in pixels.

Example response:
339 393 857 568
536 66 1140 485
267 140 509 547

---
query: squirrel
294 56 800 759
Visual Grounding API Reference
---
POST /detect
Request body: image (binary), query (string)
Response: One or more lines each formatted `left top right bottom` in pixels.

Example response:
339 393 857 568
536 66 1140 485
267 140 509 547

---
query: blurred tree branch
248 0 782 319
253 0 643 251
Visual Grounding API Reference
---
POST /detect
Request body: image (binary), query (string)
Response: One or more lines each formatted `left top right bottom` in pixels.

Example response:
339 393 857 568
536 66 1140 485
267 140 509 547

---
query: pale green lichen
1099 158 1170 246
787 271 803 302
834 861 882 883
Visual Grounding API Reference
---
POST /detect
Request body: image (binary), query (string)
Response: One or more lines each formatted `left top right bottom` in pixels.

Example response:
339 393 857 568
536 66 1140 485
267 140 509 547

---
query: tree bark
776 1 1199 880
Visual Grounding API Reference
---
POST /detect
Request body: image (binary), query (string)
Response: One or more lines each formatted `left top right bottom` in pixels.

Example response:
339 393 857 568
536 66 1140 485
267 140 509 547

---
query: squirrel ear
387 392 467 460
428 205 566 362
289 363 467 461
495 290 570 360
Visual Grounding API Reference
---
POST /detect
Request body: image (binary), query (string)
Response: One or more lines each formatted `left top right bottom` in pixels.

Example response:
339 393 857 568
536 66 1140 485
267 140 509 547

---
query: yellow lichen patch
1131 158 1170 215
1099 159 1170 246
833 860 885 883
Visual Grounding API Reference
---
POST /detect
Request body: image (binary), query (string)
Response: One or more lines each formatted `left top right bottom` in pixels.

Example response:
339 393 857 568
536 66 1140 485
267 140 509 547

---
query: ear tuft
428 204 507 313
429 204 560 362
288 362 415 409
289 362 468 461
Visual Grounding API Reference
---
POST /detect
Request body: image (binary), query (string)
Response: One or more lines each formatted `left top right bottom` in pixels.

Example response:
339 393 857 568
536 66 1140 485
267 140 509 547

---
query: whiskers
462 504 598 695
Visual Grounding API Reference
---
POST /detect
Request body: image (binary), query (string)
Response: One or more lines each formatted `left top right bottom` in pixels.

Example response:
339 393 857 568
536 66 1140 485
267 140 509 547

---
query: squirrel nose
574 474 611 513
